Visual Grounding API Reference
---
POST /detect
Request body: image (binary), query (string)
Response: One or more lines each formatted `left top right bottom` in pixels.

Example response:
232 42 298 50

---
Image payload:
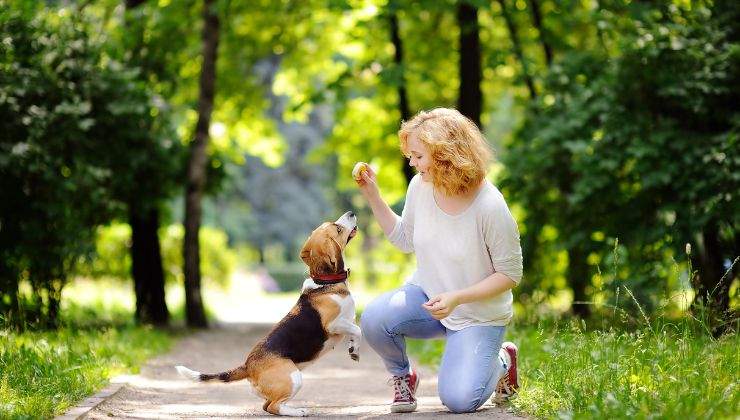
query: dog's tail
175 364 249 383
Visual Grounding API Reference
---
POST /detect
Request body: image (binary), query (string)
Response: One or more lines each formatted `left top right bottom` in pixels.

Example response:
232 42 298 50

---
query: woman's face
407 133 432 182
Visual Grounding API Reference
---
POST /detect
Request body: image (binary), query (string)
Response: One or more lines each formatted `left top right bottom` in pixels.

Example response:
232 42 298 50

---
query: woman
356 108 522 414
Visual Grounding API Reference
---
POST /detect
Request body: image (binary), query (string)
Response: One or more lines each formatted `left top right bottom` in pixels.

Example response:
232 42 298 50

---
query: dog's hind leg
258 360 307 416
265 370 306 416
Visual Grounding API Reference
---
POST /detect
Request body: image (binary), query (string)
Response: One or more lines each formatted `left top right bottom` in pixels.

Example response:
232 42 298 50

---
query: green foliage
0 324 172 419
159 225 237 288
342 224 416 291
502 1 740 314
266 263 308 292
75 224 132 281
75 223 237 288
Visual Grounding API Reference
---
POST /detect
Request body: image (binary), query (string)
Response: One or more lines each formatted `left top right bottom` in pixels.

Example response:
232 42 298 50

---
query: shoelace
496 372 515 396
389 376 413 400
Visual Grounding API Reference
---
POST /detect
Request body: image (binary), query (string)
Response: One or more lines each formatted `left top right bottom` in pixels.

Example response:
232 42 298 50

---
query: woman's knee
438 375 485 413
439 388 482 414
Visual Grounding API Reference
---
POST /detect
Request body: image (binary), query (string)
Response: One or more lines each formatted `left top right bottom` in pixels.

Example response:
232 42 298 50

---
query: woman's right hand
355 164 379 200
354 163 398 237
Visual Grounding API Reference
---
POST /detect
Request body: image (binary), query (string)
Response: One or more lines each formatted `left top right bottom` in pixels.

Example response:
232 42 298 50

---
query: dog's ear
300 233 343 274
300 235 315 265
321 237 343 273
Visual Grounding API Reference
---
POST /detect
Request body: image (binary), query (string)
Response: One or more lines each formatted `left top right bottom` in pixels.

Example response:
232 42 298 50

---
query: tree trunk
389 12 416 185
184 0 219 328
527 0 553 67
130 207 169 326
692 221 731 335
497 0 537 99
46 279 63 329
568 245 591 318
258 246 265 264
124 0 169 327
456 1 482 128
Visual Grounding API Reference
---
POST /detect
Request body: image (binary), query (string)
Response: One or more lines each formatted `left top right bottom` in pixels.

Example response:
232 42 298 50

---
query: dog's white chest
327 294 356 330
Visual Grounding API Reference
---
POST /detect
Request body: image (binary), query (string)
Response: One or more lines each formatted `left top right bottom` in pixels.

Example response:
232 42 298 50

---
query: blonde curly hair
399 108 492 196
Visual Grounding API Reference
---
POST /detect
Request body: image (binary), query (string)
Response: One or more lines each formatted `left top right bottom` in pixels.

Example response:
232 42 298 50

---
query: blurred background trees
1 0 737 332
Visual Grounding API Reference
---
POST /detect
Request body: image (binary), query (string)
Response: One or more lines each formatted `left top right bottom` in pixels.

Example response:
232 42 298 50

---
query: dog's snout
336 211 357 231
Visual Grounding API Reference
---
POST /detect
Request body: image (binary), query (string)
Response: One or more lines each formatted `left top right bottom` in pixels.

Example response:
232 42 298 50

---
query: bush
160 225 238 288
0 5 164 327
266 263 308 292
76 223 238 288
75 224 132 281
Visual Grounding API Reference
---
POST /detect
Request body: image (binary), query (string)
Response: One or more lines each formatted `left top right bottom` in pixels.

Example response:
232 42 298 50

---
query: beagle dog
175 211 361 417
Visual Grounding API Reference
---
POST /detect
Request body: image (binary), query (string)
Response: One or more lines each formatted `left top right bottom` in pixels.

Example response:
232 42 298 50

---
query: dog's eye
336 225 343 233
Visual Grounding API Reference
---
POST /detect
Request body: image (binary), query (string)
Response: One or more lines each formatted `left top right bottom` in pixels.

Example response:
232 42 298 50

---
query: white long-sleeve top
387 174 523 330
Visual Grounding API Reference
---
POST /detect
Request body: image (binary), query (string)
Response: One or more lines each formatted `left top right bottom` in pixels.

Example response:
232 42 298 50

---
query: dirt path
78 322 520 419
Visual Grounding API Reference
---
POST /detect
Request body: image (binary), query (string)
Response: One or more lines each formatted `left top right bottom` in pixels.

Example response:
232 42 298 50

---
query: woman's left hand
422 292 460 320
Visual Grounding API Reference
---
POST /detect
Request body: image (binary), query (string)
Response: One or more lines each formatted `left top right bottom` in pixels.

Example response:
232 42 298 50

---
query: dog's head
300 211 357 277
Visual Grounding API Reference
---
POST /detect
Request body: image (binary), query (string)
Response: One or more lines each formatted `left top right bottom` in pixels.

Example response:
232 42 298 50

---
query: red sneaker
390 369 419 413
492 342 519 404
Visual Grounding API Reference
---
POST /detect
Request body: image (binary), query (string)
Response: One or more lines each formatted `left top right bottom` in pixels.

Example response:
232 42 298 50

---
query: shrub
76 223 237 288
266 263 308 292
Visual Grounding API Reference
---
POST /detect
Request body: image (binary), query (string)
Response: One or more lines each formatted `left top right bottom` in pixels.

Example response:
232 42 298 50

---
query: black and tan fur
176 212 360 417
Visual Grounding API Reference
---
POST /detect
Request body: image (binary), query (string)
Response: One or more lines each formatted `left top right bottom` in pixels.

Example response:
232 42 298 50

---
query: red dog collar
311 268 350 284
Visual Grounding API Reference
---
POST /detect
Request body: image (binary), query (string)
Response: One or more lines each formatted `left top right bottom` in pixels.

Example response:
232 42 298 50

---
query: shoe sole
390 370 420 413
391 402 417 413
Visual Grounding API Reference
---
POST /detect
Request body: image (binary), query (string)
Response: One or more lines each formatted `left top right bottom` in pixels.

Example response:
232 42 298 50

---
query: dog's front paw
348 337 360 361
348 345 360 361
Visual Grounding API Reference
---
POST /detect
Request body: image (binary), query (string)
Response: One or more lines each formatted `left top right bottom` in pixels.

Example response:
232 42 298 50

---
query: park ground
2 271 738 419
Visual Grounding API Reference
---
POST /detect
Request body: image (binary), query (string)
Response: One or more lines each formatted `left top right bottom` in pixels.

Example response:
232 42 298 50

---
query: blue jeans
361 284 507 413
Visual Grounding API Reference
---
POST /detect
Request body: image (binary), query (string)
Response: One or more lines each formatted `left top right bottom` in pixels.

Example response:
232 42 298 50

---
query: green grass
407 318 740 419
0 289 174 419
